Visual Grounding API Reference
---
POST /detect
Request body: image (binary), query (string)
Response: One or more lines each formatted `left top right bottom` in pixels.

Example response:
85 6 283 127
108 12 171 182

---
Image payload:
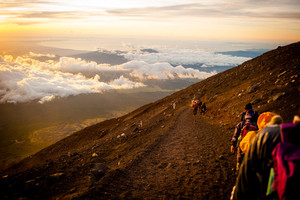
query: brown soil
81 107 235 199
0 42 299 200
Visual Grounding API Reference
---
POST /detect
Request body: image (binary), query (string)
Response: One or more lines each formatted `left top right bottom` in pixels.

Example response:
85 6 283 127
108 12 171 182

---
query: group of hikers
191 99 206 116
230 103 300 200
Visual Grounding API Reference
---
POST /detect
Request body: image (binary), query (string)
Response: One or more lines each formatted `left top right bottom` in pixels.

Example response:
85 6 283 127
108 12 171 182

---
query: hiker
198 101 202 109
239 112 276 155
200 103 206 115
172 102 176 110
240 103 259 124
192 100 199 115
232 114 294 200
231 112 258 171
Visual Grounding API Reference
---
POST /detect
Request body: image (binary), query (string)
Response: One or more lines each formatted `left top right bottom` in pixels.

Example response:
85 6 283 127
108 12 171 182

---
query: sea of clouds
0 47 250 104
120 47 249 66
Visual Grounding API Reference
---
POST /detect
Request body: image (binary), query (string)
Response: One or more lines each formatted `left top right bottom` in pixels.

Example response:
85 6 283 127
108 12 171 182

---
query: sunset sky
1 0 299 43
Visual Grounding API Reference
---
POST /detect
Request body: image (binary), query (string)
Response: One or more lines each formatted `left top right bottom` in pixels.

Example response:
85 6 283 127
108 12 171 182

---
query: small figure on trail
140 120 143 128
198 101 202 108
231 112 258 171
200 103 206 115
240 103 259 124
192 100 199 115
172 102 176 110
232 114 298 200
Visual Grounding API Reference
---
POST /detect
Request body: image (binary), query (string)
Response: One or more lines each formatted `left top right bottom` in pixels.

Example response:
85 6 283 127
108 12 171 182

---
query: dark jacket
233 124 282 200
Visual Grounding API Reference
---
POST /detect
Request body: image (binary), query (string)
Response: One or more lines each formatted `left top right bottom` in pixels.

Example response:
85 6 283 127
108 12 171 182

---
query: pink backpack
271 123 300 199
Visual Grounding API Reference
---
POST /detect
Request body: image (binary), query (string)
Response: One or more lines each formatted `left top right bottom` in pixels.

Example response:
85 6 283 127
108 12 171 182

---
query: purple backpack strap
280 123 300 145
272 123 300 199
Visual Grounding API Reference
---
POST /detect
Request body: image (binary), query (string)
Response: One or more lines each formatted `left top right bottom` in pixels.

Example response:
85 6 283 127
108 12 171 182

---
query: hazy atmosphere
0 0 299 169
1 0 299 41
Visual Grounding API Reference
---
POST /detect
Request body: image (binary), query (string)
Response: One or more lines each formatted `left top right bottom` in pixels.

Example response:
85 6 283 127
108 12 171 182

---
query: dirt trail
83 107 236 199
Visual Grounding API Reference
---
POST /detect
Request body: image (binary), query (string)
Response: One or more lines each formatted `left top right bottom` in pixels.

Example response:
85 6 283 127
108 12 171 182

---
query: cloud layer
121 48 250 66
122 60 214 80
0 52 216 104
0 55 144 103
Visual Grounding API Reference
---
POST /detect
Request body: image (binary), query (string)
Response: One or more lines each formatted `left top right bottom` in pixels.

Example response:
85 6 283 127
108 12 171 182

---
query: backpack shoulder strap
280 123 300 145
270 123 300 199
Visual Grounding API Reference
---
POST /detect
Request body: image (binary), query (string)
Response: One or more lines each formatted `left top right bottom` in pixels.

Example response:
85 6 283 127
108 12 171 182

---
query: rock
2 175 8 178
92 153 98 157
291 74 298 79
246 85 258 93
26 179 35 184
238 93 243 97
68 152 79 157
90 163 108 184
121 133 126 137
278 71 287 78
273 92 286 101
166 163 172 169
209 95 218 102
92 143 101 149
50 173 64 178
250 98 261 105
47 173 65 184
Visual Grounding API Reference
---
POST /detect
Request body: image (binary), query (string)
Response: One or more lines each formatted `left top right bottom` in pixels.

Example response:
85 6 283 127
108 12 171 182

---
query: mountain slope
0 42 299 200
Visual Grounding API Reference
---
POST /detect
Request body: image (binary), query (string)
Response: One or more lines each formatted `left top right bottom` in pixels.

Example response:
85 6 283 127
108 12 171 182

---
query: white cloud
109 75 145 89
122 48 250 66
0 55 144 104
38 95 56 104
51 57 126 72
29 52 56 58
0 50 218 103
122 60 216 80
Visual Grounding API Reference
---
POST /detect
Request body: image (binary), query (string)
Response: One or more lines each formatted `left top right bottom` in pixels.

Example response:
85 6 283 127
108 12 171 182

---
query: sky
0 0 299 104
0 0 300 42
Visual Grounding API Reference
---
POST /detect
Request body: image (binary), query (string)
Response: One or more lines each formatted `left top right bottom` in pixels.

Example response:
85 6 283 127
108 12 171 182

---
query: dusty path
83 107 236 199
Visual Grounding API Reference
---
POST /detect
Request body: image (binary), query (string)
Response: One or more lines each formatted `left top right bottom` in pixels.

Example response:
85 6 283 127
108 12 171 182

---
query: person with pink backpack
231 112 258 171
232 115 300 200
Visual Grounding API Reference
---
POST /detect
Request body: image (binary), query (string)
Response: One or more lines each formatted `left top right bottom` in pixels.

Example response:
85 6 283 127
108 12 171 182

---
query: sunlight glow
0 0 299 42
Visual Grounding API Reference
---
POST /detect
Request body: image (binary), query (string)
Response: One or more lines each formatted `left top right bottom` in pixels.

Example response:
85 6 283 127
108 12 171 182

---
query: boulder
90 163 108 184
47 173 65 184
92 153 98 157
246 85 258 93
273 92 286 101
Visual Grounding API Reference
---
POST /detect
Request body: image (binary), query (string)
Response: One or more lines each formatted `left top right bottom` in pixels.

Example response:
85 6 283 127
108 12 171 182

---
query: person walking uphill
232 115 299 200
192 100 202 116
200 103 207 115
231 113 258 171
192 100 198 115
240 103 259 124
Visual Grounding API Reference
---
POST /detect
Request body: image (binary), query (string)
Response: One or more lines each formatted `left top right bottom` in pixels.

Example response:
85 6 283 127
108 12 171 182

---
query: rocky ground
79 107 236 199
0 42 299 199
